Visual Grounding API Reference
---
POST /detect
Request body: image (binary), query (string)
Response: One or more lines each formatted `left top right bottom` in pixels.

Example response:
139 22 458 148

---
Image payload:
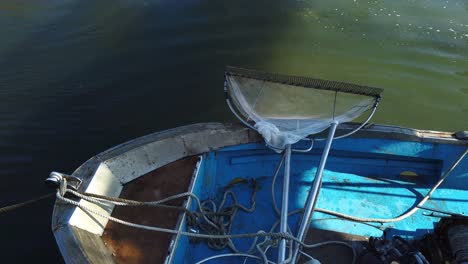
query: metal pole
290 122 339 263
278 144 292 263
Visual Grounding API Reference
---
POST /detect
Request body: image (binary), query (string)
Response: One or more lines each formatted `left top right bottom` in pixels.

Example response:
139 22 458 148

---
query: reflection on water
0 0 467 262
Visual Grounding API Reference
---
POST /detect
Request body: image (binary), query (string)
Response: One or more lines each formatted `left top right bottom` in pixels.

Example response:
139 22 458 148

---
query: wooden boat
47 67 468 264
48 122 468 264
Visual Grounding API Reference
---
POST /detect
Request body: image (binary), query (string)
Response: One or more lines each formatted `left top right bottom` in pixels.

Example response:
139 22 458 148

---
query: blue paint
172 138 467 263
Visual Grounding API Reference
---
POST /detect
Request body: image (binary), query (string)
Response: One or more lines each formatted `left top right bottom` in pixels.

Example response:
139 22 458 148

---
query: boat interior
98 135 468 264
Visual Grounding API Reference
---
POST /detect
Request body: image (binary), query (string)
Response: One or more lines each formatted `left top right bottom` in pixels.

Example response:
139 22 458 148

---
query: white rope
194 253 275 264
68 188 224 230
299 250 320 263
70 145 466 263
68 188 198 207
191 186 259 253
51 136 467 264
271 146 467 224
272 152 286 216
315 148 467 223
57 191 281 241
57 186 356 263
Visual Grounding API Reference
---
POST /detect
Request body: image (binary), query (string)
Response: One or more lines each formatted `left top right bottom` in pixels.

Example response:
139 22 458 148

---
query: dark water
0 0 467 262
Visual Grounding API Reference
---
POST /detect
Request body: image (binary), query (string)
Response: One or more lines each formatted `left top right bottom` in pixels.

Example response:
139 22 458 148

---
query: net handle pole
278 144 292 262
291 121 339 264
314 96 380 141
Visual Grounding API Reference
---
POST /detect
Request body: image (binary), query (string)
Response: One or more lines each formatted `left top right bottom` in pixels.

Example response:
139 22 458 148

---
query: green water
0 0 467 262
257 0 468 130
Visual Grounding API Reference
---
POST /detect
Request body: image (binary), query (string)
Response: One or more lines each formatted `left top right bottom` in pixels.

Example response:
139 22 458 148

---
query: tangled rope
56 177 355 263
186 179 258 252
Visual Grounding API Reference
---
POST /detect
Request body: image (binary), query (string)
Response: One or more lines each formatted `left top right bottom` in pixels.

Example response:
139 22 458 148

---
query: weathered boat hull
51 123 468 264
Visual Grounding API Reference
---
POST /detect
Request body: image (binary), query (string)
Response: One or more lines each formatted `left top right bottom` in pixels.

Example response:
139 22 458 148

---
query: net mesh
225 67 383 150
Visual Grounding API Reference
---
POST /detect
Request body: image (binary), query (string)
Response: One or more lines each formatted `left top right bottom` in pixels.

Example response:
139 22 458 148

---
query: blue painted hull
173 136 467 263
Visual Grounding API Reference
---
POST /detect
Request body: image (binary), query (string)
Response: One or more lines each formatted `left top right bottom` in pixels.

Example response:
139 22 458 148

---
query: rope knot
272 232 291 241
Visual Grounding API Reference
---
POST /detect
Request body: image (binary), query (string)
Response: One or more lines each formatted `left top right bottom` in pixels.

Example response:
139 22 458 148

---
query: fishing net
225 66 383 150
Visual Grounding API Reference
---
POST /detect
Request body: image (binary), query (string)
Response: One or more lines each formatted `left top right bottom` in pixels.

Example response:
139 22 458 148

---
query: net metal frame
225 66 383 98
224 66 383 142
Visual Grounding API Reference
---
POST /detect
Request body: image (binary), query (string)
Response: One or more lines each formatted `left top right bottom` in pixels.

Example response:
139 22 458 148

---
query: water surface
0 0 467 262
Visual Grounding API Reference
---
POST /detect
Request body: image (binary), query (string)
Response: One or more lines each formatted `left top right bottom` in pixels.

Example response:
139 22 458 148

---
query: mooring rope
56 178 356 264
0 193 54 214
58 189 286 240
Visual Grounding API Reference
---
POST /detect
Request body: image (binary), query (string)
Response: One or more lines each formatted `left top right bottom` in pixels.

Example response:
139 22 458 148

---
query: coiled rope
186 180 258 252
